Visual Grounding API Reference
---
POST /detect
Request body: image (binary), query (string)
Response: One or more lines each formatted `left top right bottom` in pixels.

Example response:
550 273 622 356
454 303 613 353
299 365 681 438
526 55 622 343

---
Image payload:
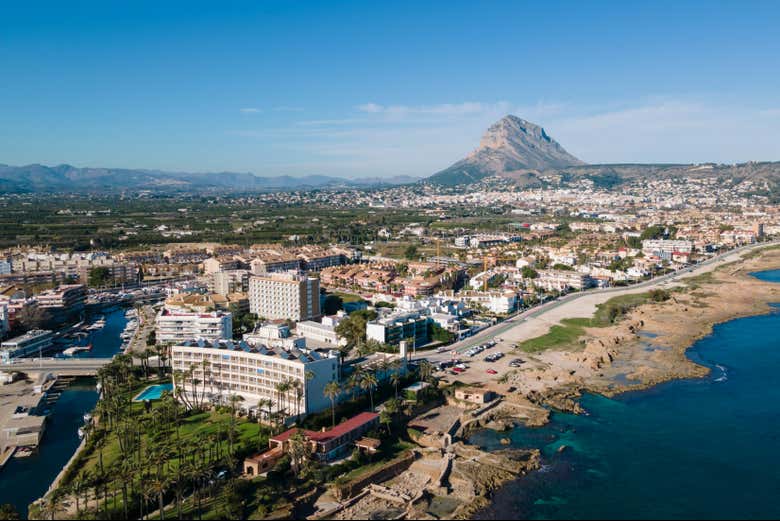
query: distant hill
0 163 419 193
427 115 584 186
425 115 780 192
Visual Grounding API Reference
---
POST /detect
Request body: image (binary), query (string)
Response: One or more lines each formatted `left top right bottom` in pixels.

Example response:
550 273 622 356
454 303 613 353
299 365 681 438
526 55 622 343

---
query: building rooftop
176 338 328 364
270 412 379 444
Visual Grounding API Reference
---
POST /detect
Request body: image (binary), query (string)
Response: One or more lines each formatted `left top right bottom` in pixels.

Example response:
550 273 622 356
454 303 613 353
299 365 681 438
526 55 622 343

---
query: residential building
248 272 321 321
366 310 431 346
212 270 250 296
36 284 87 321
268 412 380 462
170 338 340 417
535 270 593 291
0 330 55 363
296 318 345 348
156 309 232 343
641 239 694 260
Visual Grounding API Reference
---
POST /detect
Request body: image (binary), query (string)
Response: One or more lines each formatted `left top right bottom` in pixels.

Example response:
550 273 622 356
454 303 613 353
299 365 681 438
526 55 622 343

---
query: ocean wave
714 364 728 382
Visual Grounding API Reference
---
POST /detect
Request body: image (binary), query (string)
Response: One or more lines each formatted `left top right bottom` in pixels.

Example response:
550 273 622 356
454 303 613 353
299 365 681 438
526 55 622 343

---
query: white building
455 291 518 314
1 330 55 364
248 272 321 322
156 309 232 343
535 270 593 291
296 319 345 347
243 323 305 350
0 260 11 275
171 338 340 417
641 239 694 259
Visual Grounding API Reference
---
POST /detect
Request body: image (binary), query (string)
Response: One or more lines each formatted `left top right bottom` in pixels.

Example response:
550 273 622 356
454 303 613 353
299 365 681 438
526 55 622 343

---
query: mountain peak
428 115 584 185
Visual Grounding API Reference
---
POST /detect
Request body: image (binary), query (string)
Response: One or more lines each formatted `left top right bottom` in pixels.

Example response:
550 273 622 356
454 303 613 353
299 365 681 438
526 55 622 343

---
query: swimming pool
133 383 173 401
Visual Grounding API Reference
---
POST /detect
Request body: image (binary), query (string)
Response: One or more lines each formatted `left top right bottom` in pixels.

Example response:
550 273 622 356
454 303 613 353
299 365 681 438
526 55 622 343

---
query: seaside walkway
0 358 113 376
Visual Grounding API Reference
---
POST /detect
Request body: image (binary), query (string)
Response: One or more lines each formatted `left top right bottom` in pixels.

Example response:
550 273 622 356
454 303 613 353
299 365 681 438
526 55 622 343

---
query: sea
471 269 780 520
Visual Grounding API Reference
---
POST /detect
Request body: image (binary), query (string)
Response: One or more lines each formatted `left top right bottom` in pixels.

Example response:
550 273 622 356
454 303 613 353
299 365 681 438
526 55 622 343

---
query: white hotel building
156 309 233 343
171 339 340 417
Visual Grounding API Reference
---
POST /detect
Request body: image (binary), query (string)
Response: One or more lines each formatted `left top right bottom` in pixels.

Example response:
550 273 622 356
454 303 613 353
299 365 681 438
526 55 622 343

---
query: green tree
88 266 113 287
323 294 344 315
521 266 538 279
0 504 20 520
404 245 419 261
323 381 341 429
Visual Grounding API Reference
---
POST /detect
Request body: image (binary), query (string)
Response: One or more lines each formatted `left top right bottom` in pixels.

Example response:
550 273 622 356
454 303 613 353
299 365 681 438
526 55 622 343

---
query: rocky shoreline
494 247 780 423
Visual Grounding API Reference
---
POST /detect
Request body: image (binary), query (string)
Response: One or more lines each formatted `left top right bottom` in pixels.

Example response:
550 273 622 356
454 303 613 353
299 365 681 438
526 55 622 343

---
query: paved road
2 357 113 375
413 240 779 363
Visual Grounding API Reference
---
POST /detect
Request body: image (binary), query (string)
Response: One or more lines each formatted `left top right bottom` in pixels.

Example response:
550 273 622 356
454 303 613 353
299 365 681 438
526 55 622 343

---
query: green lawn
517 292 659 353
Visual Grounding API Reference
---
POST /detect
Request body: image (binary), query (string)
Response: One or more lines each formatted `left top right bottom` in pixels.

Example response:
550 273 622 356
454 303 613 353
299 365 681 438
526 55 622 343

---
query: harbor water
0 307 129 516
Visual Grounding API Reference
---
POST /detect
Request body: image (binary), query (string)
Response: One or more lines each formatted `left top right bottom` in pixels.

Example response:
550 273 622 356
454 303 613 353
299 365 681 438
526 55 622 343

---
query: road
2 357 113 376
413 240 779 363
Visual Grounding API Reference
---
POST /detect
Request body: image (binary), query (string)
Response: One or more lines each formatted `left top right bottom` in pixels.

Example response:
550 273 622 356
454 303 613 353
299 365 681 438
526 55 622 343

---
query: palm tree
360 372 378 411
323 381 340 428
147 477 169 521
390 371 402 400
303 369 315 415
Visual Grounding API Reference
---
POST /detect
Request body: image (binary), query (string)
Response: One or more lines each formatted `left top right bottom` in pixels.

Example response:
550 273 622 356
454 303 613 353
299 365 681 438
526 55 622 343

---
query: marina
0 307 129 517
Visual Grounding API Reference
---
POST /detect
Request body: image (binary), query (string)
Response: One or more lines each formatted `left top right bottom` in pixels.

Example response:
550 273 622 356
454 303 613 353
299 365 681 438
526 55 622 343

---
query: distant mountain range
0 163 419 193
427 115 584 186
4 115 780 194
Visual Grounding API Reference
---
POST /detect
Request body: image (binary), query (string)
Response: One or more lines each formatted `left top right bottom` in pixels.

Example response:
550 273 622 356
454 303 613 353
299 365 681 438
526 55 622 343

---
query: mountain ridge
427 115 584 186
0 163 419 193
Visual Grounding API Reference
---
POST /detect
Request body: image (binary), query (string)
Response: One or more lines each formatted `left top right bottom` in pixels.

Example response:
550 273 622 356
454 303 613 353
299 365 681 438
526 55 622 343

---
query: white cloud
239 107 262 114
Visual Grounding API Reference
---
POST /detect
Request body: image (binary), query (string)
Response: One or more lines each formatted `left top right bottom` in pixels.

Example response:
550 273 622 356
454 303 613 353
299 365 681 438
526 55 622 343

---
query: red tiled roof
270 412 379 444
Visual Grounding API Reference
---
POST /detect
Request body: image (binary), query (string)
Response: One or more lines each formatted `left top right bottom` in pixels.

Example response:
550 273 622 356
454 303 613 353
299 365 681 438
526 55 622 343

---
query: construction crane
481 254 517 291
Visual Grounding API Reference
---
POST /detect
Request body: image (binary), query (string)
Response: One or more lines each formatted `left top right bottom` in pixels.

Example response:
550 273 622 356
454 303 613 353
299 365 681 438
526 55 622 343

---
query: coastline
376 246 780 519
480 245 780 425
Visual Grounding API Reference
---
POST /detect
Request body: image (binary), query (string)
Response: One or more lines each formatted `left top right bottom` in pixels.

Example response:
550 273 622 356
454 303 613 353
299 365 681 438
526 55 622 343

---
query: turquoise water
472 270 780 520
134 383 173 401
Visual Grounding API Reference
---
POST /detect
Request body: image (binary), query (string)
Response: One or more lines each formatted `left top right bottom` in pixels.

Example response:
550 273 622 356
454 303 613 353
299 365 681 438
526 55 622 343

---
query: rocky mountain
427 115 585 186
0 163 418 193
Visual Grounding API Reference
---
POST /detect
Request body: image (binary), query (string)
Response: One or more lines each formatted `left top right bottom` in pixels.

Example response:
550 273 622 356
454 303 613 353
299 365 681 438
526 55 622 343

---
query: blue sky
2 1 779 178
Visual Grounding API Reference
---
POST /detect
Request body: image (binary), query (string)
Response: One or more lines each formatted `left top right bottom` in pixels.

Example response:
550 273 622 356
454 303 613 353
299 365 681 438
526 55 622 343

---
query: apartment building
0 330 55 363
366 310 431 347
203 257 241 275
77 261 138 287
455 290 518 314
248 272 320 322
641 239 694 260
170 338 340 416
36 284 87 322
534 270 594 291
156 309 232 343
211 270 250 296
